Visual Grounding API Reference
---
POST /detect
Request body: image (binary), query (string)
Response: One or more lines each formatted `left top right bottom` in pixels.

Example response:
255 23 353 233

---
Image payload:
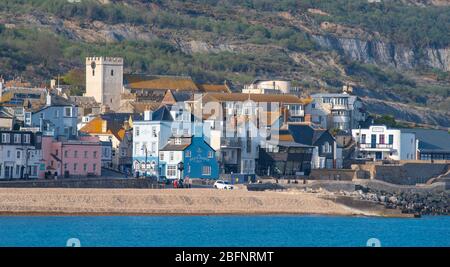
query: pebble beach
0 188 379 216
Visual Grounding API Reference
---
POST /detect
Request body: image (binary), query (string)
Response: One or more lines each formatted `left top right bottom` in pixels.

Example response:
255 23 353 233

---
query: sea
0 215 448 247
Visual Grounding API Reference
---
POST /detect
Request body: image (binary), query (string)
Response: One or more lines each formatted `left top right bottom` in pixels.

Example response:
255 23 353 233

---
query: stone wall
352 162 450 185
0 178 159 188
248 180 357 192
309 169 356 181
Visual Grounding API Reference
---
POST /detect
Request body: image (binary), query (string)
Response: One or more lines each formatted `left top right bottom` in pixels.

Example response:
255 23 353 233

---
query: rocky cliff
312 34 450 71
0 0 449 127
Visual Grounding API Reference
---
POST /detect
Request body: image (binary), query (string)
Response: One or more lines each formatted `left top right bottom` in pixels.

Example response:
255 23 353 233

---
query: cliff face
312 35 450 71
0 0 449 128
362 98 450 127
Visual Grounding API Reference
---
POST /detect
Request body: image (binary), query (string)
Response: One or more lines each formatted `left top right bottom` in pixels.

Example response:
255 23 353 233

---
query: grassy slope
0 0 449 111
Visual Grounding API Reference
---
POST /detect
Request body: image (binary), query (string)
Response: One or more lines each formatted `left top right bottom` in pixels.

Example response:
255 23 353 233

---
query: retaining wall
309 169 356 181
0 178 159 188
352 162 449 185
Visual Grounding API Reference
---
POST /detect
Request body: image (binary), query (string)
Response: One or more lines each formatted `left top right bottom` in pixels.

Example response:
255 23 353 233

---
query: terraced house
41 135 102 178
132 105 193 177
159 136 219 180
0 130 43 179
79 113 141 171
24 92 78 139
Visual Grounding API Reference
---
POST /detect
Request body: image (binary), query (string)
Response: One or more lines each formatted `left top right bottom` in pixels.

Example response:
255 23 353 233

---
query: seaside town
0 56 449 216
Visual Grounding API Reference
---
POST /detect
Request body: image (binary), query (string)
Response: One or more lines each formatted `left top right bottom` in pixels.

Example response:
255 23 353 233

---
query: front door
375 152 382 160
4 166 11 179
371 134 377 148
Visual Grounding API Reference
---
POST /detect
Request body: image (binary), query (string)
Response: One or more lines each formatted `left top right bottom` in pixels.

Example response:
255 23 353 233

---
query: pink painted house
42 136 102 178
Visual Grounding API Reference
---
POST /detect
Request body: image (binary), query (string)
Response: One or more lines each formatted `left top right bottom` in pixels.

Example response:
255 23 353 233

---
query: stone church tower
85 57 123 111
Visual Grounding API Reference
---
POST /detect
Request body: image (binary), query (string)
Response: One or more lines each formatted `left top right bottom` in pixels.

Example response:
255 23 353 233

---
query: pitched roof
68 96 99 107
197 83 231 93
160 143 191 151
79 115 133 141
202 92 311 104
288 124 330 145
161 90 194 104
117 101 161 113
271 133 295 142
101 113 143 122
401 128 450 153
124 74 199 91
152 105 174 121
49 94 76 106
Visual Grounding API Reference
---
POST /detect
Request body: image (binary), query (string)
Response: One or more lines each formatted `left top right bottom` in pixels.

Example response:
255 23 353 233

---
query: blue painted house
159 136 219 180
132 105 193 177
24 93 78 139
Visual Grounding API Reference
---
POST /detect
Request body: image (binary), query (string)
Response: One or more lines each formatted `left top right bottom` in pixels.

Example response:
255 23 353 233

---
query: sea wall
309 169 356 181
352 162 450 185
0 178 159 188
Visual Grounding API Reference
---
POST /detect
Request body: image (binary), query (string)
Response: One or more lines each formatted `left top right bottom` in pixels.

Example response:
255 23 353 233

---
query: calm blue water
0 215 448 247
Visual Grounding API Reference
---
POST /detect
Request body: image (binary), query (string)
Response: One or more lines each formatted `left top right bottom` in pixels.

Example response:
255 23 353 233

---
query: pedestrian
54 172 58 180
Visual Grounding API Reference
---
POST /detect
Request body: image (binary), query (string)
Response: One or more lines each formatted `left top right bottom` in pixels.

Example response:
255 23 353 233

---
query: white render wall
0 145 42 179
352 126 416 160
133 120 192 158
160 150 183 179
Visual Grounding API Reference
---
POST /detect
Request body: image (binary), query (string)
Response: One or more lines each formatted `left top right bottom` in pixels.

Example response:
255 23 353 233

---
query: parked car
214 180 234 190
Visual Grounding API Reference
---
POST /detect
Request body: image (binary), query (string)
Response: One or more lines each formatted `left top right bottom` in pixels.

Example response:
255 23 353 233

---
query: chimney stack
46 90 52 106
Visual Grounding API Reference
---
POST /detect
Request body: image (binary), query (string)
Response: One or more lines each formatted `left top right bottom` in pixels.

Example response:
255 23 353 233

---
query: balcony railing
359 143 394 149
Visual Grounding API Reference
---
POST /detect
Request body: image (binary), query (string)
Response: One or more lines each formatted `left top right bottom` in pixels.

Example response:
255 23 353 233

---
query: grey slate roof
101 113 143 122
401 128 450 153
68 96 99 107
152 105 174 121
288 124 327 145
160 143 190 151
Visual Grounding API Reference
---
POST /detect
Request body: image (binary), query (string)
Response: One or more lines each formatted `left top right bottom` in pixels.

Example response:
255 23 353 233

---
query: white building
0 131 43 179
132 105 193 177
352 125 416 161
85 57 124 111
242 79 291 94
307 91 366 131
